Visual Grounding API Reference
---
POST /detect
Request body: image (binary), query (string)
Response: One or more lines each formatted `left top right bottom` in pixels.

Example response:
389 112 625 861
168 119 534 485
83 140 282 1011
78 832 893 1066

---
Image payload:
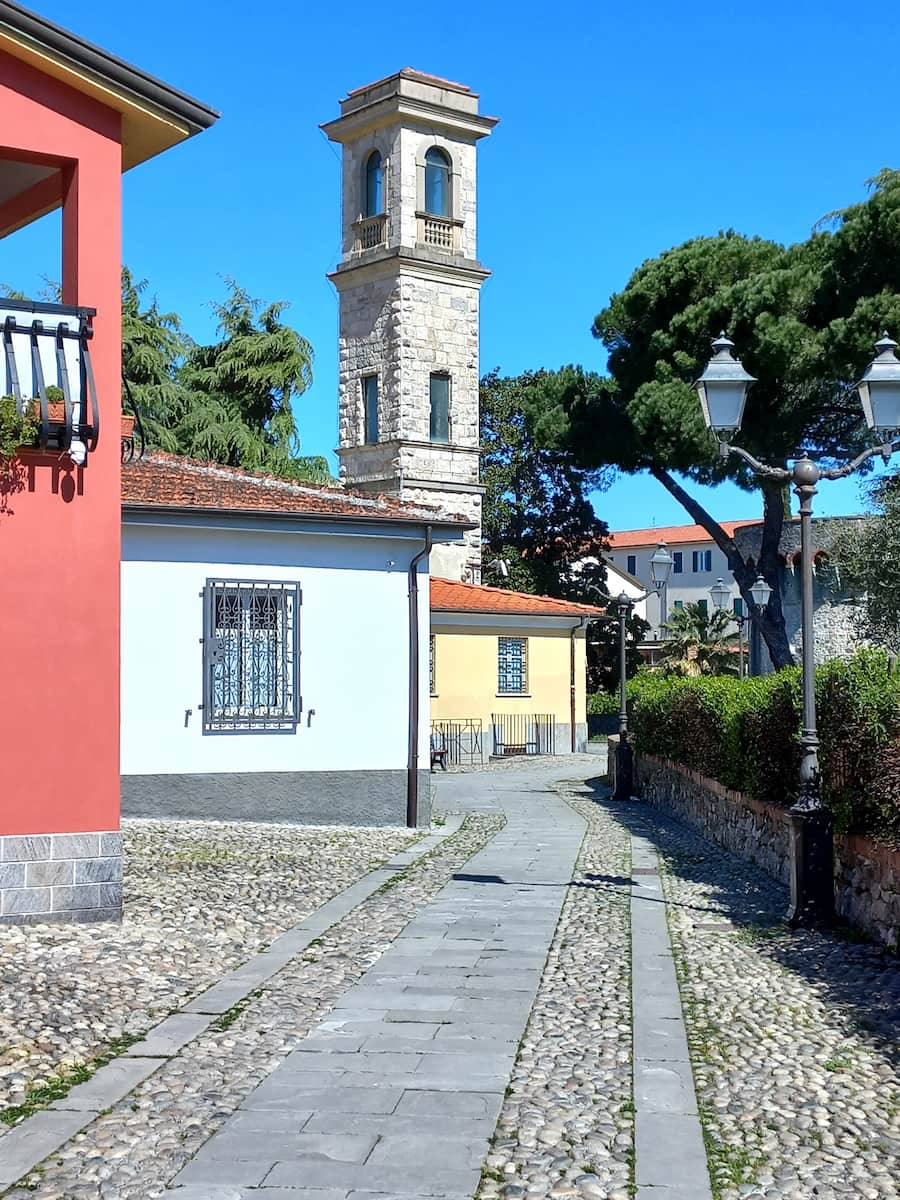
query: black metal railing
491 713 556 757
1 298 98 457
430 718 484 767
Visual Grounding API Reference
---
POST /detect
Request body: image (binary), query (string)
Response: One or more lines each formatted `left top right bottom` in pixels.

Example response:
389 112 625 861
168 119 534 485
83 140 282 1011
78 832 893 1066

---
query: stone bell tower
323 69 497 581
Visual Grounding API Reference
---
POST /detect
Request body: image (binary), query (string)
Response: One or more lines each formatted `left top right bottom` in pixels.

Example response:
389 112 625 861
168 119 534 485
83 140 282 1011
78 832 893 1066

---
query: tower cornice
329 246 490 291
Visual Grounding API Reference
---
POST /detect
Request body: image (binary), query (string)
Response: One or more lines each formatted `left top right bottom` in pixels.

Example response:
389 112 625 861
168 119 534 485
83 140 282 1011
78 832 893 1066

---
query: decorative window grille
202 579 300 732
497 636 527 695
363 375 379 443
430 373 450 443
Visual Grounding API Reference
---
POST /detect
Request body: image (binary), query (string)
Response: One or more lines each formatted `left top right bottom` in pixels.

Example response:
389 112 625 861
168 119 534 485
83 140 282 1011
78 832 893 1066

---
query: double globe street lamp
611 542 674 802
695 333 900 926
709 574 773 678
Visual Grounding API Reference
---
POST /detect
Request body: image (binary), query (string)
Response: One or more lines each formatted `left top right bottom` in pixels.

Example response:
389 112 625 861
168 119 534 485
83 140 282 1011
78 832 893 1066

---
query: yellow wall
429 621 587 745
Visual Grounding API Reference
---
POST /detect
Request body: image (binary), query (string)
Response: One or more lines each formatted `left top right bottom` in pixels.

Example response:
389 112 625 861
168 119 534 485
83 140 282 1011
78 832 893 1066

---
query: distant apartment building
607 521 761 639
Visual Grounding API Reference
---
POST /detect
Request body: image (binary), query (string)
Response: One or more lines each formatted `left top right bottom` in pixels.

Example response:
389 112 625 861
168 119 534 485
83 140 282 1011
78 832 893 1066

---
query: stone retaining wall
634 754 899 952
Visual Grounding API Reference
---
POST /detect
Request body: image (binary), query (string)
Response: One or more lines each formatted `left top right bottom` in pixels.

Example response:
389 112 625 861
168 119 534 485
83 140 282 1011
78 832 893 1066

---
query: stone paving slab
0 1111 92 1189
631 834 712 1200
170 781 586 1198
48 1055 167 1111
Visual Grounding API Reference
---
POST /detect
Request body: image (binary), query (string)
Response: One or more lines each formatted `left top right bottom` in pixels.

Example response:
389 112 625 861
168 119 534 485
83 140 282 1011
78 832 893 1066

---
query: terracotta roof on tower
122 453 471 527
609 520 762 548
431 578 606 618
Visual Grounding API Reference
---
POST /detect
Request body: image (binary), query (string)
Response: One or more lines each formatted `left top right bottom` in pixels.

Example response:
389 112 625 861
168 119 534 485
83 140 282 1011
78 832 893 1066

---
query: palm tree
657 602 738 677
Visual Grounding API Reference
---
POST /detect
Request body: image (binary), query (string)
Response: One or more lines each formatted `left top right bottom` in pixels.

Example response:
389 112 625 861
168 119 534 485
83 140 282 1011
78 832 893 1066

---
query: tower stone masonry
323 69 497 581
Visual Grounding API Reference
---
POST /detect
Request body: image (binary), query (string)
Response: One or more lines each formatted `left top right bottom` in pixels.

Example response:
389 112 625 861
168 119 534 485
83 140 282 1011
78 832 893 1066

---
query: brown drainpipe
570 616 590 752
407 525 433 828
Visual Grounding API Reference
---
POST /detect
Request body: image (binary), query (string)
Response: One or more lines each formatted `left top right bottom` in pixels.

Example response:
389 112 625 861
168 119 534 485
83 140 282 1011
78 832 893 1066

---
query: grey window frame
497 636 527 695
202 578 301 734
363 374 379 444
429 372 451 443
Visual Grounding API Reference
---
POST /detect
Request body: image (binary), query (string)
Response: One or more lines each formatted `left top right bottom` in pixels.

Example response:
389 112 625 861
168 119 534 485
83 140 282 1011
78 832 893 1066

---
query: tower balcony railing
1 298 99 463
421 214 454 250
352 213 387 254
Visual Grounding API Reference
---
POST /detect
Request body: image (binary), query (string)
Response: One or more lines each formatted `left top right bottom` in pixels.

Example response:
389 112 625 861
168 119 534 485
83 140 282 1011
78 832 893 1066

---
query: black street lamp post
695 333 900 927
612 543 674 802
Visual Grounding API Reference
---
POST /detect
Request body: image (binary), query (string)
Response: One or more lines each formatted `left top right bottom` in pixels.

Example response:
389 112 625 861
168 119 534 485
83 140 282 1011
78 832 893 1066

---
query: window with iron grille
497 636 527 694
202 579 300 732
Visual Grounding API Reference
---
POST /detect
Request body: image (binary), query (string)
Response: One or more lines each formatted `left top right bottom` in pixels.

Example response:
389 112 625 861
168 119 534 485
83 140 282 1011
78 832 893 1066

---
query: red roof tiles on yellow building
431 578 606 618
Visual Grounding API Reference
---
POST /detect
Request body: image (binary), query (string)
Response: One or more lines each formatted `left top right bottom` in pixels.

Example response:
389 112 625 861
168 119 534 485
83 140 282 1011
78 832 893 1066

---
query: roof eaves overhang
121 502 474 540
0 1 219 170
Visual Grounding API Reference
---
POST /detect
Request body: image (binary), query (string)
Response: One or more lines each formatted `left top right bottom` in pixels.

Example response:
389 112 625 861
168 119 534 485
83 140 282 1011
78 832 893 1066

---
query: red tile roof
609 520 762 549
431 578 606 618
122 453 470 527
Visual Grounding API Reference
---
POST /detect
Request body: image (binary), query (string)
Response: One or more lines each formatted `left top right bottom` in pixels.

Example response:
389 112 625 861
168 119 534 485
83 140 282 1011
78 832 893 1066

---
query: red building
0 2 216 921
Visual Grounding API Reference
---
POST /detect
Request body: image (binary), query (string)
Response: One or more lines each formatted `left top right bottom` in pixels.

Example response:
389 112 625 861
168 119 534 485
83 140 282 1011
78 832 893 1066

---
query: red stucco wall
0 51 122 835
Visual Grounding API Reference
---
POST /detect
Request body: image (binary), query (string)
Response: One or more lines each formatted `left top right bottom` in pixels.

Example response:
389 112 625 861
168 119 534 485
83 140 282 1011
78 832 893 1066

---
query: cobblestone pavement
0 820 416 1127
2 813 503 1198
476 780 634 1200
608 799 900 1200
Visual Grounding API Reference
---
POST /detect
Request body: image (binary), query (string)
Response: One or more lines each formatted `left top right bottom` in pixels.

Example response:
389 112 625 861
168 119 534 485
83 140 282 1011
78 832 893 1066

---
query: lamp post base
786 806 835 928
613 735 634 802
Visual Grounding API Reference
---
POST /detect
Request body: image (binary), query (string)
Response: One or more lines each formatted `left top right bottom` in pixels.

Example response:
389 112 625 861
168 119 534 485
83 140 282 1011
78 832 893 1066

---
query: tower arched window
424 147 451 217
365 150 383 216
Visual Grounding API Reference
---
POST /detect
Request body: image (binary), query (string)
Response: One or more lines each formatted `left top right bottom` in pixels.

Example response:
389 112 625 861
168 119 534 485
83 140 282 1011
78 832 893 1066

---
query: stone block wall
634 754 899 951
0 831 122 923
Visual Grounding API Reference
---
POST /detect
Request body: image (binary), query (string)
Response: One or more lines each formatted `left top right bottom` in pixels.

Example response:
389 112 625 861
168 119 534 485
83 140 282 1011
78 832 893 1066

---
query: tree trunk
648 466 794 670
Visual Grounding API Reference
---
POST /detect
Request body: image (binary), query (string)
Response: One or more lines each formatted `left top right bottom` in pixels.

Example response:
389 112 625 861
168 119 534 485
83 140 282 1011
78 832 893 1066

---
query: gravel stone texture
644 802 900 1200
477 781 634 1200
0 818 417 1127
1 811 503 1198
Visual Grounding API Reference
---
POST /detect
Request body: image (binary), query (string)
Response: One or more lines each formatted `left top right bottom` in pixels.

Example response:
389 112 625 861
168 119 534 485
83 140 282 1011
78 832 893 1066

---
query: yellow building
430 579 605 763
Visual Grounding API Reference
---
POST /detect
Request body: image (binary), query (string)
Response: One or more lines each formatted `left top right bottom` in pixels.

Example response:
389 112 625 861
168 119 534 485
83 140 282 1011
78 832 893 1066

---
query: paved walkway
165 766 589 1199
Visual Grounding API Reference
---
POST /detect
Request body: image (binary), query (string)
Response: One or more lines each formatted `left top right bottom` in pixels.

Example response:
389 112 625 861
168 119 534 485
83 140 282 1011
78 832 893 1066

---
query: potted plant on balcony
0 394 38 460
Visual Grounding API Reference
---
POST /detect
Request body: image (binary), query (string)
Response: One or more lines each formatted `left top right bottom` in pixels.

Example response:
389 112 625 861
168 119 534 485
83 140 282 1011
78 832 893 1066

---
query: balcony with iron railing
1 298 98 466
1 297 145 466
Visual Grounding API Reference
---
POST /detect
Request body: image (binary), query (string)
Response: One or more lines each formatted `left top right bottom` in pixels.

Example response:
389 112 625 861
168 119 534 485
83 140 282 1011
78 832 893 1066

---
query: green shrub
631 648 900 845
587 690 620 717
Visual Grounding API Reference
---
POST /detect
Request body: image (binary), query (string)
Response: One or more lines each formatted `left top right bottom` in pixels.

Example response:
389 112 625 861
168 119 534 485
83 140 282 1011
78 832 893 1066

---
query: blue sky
5 0 898 529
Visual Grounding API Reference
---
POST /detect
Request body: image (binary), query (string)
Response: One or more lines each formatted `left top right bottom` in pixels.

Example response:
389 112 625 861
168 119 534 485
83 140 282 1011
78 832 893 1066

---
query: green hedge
587 675 651 717
630 648 900 845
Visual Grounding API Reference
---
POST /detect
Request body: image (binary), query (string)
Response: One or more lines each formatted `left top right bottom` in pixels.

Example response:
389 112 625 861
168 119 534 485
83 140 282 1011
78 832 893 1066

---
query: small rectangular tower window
430 373 451 443
363 375 378 444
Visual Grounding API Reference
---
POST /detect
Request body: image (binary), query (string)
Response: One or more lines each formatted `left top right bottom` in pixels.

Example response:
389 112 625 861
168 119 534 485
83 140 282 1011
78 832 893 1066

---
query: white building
120 453 468 827
323 69 497 583
607 520 761 638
